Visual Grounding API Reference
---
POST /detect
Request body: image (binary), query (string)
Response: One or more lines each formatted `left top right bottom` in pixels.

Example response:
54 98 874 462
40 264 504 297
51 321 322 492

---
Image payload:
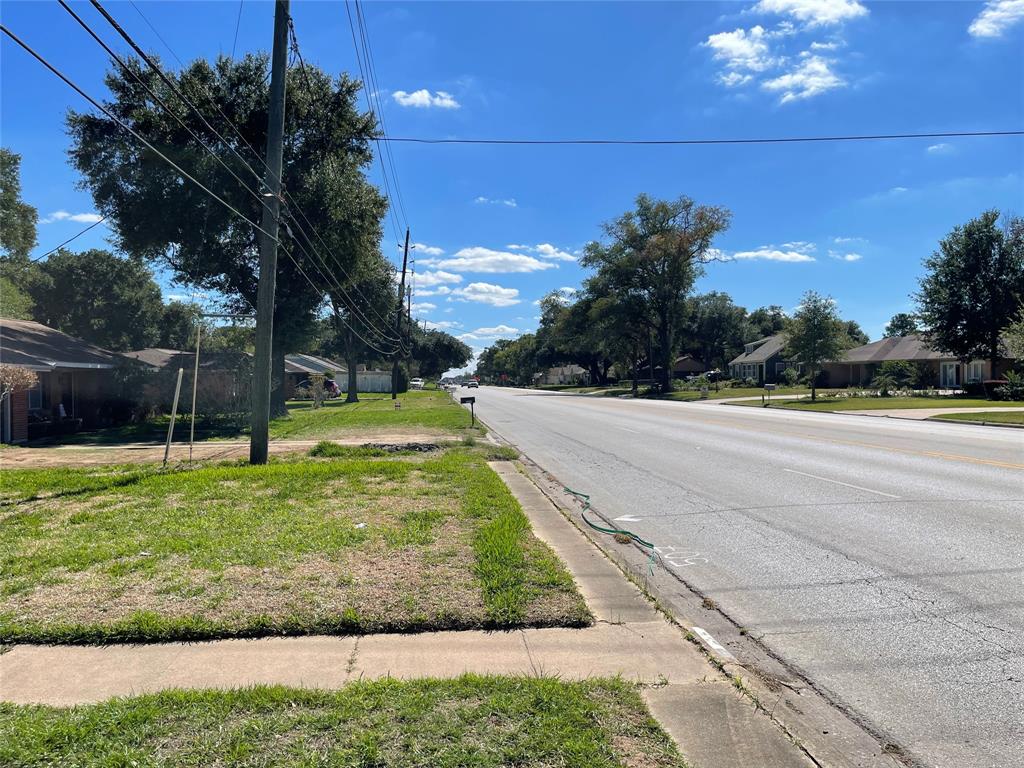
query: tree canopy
915 211 1024 372
883 312 919 338
581 194 731 391
0 148 38 264
26 249 163 351
67 53 388 413
784 291 850 400
412 327 473 380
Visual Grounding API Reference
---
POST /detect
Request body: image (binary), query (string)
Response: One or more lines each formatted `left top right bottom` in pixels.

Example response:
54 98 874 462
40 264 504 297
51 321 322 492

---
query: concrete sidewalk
844 405 1024 420
0 461 816 767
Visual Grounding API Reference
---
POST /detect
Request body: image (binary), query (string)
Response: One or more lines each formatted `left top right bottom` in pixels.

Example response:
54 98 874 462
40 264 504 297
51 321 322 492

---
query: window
27 381 42 410
966 361 984 383
775 362 787 374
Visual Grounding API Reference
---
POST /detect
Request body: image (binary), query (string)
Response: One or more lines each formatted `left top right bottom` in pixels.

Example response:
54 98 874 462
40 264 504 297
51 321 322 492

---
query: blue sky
2 1 1022 368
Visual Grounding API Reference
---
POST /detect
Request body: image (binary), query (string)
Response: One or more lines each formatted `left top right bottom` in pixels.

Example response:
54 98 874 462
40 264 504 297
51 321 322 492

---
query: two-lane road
471 387 1023 768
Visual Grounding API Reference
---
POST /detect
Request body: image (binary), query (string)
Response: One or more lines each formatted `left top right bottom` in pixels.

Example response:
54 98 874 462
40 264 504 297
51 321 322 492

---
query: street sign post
460 396 476 426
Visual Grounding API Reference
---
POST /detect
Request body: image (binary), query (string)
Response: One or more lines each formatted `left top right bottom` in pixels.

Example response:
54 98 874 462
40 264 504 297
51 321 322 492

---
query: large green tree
784 291 849 401
67 54 383 415
0 148 38 265
159 301 202 349
0 275 34 320
582 195 731 392
915 211 1024 375
883 312 919 338
686 292 751 370
27 249 163 351
412 327 472 380
535 291 616 385
747 305 788 338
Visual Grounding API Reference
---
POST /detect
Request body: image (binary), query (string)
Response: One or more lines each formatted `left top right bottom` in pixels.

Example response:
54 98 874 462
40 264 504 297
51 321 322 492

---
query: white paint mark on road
655 546 708 567
783 468 901 499
692 626 736 662
616 426 639 433
614 515 642 522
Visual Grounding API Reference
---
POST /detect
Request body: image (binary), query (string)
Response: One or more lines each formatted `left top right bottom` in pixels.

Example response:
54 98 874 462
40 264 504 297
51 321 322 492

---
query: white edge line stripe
692 626 736 662
616 426 639 433
783 468 901 499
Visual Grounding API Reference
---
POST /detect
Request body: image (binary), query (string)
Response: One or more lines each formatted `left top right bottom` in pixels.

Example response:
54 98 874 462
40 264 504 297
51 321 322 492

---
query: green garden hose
563 486 658 574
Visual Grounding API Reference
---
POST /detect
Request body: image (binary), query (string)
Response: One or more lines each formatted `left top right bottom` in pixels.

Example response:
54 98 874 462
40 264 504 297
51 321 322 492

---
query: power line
0 23 279 243
31 216 107 262
376 129 1024 146
230 0 244 59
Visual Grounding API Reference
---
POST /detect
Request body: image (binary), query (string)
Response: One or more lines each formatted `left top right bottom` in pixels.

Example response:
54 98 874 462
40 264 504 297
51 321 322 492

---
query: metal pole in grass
189 321 202 464
164 367 184 468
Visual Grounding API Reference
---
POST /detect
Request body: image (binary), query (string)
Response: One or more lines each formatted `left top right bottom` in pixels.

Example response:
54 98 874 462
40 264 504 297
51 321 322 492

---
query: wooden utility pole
391 228 410 399
249 0 290 465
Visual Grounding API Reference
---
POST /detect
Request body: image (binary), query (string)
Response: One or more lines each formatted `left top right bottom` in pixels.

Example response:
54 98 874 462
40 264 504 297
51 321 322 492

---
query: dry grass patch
0 449 590 643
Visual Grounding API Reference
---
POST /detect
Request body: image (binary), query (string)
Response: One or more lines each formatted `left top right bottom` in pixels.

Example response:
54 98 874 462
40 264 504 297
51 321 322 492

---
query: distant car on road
464 379 479 389
410 378 425 390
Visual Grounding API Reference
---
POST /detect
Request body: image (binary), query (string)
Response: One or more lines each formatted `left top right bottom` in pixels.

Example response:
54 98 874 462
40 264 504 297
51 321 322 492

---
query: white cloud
718 71 754 87
733 248 816 263
761 54 844 102
474 196 517 208
889 186 909 194
829 250 862 262
451 282 521 307
969 0 1024 37
809 40 841 50
416 270 463 287
754 0 868 28
392 89 460 108
782 240 816 253
704 26 777 72
410 242 444 256
507 243 576 261
411 302 437 313
423 320 462 331
427 247 556 274
832 235 865 244
926 143 953 155
415 286 454 297
473 325 519 336
40 210 103 224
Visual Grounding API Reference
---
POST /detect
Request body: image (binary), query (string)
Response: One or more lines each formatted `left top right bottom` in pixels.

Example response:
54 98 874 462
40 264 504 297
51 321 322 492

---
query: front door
940 362 959 388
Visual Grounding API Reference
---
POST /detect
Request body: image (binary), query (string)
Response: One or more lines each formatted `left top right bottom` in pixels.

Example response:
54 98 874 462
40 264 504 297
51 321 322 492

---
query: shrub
992 371 1024 401
780 367 800 386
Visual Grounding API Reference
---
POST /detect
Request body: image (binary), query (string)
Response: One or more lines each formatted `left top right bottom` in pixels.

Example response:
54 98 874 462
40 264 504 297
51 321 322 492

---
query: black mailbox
460 396 475 404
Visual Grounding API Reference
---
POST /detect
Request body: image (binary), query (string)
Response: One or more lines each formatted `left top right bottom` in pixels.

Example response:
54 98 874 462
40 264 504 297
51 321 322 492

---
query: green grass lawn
43 391 476 446
732 395 1024 411
929 410 1024 424
0 677 688 768
665 386 810 401
0 447 588 643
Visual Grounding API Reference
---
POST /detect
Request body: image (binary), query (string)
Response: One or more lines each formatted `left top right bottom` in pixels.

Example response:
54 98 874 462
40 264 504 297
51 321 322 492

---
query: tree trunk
269 336 288 418
344 326 359 403
631 341 639 397
657 324 673 394
810 365 817 401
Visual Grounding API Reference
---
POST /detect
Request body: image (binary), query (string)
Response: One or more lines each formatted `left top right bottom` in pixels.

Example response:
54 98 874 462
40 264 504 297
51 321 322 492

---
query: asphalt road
470 386 1023 768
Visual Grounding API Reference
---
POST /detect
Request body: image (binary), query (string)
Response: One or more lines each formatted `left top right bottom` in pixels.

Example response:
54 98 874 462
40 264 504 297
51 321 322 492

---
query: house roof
835 334 952 364
123 348 251 371
284 353 346 376
729 334 787 365
0 318 120 371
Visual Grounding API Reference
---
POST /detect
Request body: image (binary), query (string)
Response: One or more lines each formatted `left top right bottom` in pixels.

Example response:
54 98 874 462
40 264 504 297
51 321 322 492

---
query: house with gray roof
822 334 1009 389
728 334 792 384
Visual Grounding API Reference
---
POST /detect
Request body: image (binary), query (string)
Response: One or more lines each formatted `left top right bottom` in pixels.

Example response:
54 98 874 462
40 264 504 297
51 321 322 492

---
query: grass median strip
731 395 1024 411
929 410 1024 424
0 677 688 768
0 448 589 643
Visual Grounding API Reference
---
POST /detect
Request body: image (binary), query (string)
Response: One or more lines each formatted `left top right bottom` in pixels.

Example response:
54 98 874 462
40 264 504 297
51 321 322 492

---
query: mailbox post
763 383 776 406
460 396 476 426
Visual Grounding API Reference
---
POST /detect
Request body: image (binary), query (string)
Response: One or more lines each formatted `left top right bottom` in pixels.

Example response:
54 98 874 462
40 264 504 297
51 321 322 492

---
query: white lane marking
614 515 642 522
616 426 639 433
783 468 901 499
692 626 736 662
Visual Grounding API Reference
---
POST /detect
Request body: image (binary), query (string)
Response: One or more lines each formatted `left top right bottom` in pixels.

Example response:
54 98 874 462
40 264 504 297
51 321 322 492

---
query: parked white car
409 378 425 390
